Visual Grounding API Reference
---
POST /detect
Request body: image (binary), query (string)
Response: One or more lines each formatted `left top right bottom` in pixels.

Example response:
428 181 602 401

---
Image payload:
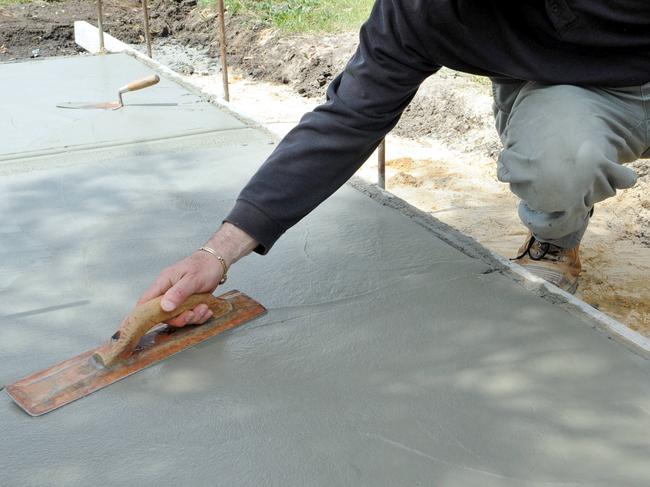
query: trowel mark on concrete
265 263 478 313
364 433 587 485
242 312 317 334
302 225 315 264
0 301 90 321
414 417 488 465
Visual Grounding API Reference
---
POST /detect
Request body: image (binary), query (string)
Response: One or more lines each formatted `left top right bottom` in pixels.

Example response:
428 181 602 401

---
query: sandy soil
1 1 649 336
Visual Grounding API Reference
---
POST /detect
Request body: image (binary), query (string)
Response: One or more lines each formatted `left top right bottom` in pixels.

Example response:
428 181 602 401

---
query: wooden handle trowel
5 290 266 416
56 74 161 110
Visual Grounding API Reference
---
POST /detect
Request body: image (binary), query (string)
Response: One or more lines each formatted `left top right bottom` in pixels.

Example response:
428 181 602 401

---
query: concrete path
0 54 244 161
1 54 649 487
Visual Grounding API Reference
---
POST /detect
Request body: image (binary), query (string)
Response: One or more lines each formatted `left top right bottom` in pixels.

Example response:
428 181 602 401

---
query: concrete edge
74 21 650 358
348 177 650 358
73 21 278 141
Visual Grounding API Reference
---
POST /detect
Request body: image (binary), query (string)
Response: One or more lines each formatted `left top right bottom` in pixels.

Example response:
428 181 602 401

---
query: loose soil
1 0 649 337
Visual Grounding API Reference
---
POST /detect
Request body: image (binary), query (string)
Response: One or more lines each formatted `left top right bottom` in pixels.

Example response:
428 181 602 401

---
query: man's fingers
137 251 223 315
138 273 174 305
167 310 194 328
161 274 198 312
194 306 213 324
166 305 213 327
192 303 209 318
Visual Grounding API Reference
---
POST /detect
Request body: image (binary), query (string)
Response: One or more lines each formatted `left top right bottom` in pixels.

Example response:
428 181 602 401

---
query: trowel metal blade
56 101 121 110
5 290 266 416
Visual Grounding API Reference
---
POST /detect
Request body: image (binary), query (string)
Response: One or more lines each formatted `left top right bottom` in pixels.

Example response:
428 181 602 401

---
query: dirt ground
1 1 649 336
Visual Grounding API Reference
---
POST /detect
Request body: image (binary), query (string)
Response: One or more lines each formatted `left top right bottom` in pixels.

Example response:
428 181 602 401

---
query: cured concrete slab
1 54 649 486
1 139 650 486
0 53 244 160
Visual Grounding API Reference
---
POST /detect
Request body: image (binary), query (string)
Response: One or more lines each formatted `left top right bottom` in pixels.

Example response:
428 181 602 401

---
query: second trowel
56 74 161 110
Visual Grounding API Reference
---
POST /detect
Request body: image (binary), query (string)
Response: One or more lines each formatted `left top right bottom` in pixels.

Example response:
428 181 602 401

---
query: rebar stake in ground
378 139 386 189
142 0 153 58
217 0 230 102
96 0 105 53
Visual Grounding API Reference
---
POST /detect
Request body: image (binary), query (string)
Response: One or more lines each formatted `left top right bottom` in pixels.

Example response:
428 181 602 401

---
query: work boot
512 233 582 294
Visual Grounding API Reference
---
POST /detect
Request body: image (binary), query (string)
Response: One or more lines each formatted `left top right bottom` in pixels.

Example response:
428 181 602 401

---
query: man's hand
138 223 258 327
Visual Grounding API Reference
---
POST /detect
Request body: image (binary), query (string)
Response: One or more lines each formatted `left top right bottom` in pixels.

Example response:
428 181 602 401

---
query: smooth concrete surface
1 142 650 486
1 55 650 487
0 53 244 160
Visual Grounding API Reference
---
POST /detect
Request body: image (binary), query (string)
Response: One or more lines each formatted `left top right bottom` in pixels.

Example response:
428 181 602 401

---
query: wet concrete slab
0 53 244 160
1 141 649 486
1 55 650 486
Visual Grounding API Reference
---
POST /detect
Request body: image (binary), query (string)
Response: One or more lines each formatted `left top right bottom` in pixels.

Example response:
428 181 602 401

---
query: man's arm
226 0 440 253
139 0 440 322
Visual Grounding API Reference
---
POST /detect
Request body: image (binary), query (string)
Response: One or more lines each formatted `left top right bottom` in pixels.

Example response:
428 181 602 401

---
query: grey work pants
492 80 650 249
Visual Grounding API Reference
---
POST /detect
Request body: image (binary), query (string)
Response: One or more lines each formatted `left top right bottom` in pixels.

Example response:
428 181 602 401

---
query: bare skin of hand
138 222 258 327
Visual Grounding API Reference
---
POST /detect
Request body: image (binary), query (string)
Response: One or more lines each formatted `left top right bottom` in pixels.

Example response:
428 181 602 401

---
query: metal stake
97 0 105 54
217 0 230 101
378 139 386 189
142 0 153 58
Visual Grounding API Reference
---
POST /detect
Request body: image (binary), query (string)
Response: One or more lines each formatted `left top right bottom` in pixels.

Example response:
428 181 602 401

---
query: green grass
470 74 492 87
202 0 374 33
0 0 32 6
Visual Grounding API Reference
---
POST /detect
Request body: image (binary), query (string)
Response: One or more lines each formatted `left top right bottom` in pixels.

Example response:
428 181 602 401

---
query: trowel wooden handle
93 293 231 368
120 74 160 93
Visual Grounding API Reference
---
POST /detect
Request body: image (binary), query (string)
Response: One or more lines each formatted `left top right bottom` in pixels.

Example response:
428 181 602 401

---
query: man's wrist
203 222 258 267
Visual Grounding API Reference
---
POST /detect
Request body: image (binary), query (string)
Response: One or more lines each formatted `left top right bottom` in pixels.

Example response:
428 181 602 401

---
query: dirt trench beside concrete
0 0 146 60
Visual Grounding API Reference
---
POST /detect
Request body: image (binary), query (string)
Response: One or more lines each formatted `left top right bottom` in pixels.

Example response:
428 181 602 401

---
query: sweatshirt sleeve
224 0 440 254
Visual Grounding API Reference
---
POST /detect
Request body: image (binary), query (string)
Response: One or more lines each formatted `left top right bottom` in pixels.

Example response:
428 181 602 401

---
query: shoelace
513 236 553 261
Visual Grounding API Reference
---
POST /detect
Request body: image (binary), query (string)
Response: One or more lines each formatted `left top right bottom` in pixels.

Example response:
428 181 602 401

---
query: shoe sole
521 264 579 295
